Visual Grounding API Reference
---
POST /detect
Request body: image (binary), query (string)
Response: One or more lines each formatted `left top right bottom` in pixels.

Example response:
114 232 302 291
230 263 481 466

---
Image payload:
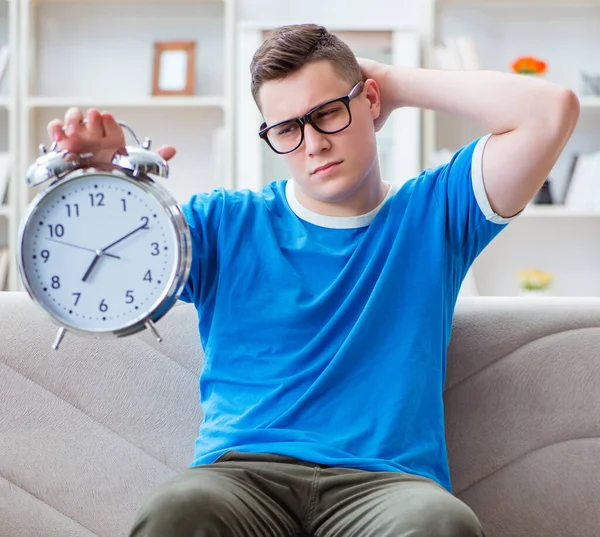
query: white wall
237 0 428 29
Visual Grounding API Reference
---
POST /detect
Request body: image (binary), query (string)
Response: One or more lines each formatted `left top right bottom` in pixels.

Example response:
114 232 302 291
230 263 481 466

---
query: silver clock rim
17 166 192 339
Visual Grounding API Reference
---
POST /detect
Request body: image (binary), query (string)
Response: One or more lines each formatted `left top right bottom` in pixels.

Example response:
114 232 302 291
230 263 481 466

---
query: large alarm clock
17 121 191 350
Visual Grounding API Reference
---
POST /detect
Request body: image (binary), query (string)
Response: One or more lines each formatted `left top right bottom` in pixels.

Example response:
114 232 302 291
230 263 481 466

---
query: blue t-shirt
178 134 518 492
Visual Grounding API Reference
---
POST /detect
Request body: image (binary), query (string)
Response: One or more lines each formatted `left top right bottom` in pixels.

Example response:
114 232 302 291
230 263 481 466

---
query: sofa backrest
446 297 600 537
0 292 204 537
2 292 600 536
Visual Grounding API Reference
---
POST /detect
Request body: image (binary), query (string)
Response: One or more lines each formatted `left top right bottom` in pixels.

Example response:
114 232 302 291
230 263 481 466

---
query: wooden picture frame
152 41 196 96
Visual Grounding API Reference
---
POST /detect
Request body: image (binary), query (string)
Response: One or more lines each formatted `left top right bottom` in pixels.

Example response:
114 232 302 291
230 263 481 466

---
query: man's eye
316 104 344 120
276 124 298 136
316 110 335 119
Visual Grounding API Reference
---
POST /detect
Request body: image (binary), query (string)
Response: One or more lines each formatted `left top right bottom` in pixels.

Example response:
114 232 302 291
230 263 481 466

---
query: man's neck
293 170 389 218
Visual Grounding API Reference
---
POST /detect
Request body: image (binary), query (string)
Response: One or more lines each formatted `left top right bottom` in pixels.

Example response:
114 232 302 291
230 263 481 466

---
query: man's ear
363 78 381 120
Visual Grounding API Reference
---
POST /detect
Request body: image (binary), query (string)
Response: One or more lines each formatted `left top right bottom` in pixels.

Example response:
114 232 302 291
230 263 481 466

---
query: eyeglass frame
258 81 365 155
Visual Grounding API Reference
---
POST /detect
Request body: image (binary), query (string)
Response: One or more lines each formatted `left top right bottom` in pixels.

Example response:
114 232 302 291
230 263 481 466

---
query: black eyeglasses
258 81 364 155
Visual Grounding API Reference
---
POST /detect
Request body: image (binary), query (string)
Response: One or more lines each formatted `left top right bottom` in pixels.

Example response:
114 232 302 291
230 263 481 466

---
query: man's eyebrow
269 94 342 125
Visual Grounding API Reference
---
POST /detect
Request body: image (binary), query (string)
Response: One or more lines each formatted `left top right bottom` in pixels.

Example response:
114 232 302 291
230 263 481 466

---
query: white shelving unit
11 0 235 290
579 96 600 108
0 0 19 291
26 96 229 109
424 0 600 297
235 22 422 192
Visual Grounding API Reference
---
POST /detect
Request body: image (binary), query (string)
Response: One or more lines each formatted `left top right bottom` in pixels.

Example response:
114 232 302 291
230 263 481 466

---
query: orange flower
512 56 547 75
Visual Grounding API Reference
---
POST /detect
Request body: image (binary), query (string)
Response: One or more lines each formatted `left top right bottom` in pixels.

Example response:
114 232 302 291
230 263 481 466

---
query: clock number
51 276 61 289
125 290 135 304
143 270 152 283
151 242 160 256
41 249 50 263
89 193 105 207
66 203 80 217
72 292 81 306
48 224 64 238
140 216 150 229
121 199 127 212
99 299 108 312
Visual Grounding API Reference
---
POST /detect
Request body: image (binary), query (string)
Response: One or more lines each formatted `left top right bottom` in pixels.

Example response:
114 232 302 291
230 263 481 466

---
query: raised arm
358 59 580 218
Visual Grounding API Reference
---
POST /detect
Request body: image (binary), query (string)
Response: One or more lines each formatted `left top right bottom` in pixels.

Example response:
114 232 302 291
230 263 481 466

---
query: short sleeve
434 134 522 268
178 189 224 306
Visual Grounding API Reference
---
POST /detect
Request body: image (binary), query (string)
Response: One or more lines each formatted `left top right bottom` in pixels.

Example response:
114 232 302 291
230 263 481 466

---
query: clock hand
82 251 103 282
81 221 149 282
46 238 120 259
101 221 149 252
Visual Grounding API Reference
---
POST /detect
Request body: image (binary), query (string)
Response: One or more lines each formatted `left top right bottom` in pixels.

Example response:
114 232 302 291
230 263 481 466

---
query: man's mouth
312 161 343 175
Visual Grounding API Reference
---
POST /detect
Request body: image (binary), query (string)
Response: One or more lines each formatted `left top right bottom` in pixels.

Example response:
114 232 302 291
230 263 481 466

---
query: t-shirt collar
285 180 397 229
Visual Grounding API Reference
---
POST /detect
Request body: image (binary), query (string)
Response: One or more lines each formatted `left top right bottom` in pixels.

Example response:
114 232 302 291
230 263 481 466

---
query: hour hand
82 251 102 282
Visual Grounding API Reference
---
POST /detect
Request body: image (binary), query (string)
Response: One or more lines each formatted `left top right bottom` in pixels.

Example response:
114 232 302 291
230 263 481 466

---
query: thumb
157 145 177 161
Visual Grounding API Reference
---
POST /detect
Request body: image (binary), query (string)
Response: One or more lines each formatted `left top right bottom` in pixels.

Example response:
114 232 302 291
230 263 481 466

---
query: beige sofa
1 291 600 537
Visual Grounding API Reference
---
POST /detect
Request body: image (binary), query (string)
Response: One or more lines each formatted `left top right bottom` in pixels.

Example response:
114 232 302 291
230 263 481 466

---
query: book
433 36 480 70
0 44 9 87
0 247 8 291
0 152 10 205
453 36 480 70
564 151 600 211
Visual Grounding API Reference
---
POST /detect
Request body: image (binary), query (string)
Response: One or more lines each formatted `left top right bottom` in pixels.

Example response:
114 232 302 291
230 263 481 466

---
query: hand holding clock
48 107 177 166
45 107 176 284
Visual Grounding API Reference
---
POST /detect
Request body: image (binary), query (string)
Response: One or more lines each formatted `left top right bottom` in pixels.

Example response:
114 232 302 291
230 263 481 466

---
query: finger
156 145 176 161
64 107 84 136
86 108 105 138
101 112 125 144
47 119 65 143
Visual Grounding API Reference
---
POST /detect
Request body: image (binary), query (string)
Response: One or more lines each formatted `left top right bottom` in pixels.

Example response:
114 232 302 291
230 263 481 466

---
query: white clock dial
20 173 180 333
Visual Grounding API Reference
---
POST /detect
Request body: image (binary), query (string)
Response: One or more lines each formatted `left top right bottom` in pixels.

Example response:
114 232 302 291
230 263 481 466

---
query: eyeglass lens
266 100 350 153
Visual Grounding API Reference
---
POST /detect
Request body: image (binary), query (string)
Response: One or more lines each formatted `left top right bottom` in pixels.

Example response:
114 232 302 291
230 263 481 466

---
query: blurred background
0 0 598 297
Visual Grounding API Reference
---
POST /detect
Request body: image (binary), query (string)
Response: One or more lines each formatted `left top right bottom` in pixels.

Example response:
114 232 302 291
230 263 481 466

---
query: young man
49 23 579 537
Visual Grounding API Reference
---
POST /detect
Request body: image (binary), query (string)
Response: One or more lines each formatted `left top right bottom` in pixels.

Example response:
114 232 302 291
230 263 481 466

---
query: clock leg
52 327 67 351
145 320 162 343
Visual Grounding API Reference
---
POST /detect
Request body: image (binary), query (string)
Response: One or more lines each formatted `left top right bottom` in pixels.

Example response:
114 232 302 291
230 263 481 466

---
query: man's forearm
387 67 575 136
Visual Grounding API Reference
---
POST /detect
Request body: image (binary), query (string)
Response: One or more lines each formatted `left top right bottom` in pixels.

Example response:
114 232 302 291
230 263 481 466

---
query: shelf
0 206 12 218
33 0 224 4
0 98 10 109
522 205 600 218
579 96 600 109
438 0 600 5
26 96 227 109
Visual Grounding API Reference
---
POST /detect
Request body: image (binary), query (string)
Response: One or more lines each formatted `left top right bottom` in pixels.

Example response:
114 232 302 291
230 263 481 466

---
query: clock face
19 172 180 333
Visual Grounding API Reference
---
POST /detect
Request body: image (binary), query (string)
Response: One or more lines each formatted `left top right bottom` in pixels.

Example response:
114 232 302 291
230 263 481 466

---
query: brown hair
250 24 362 107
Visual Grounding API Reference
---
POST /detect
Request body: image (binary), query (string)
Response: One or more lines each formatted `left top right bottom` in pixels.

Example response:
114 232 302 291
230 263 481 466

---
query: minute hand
47 238 120 259
102 222 149 252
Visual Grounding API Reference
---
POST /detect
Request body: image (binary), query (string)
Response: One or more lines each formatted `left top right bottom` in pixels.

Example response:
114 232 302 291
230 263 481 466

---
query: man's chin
309 176 360 203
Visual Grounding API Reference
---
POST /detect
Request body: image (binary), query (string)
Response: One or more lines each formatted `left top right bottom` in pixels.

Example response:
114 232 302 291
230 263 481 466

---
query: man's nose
303 123 331 156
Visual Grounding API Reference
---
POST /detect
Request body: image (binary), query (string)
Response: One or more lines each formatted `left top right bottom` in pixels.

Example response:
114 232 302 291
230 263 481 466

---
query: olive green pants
129 451 484 537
